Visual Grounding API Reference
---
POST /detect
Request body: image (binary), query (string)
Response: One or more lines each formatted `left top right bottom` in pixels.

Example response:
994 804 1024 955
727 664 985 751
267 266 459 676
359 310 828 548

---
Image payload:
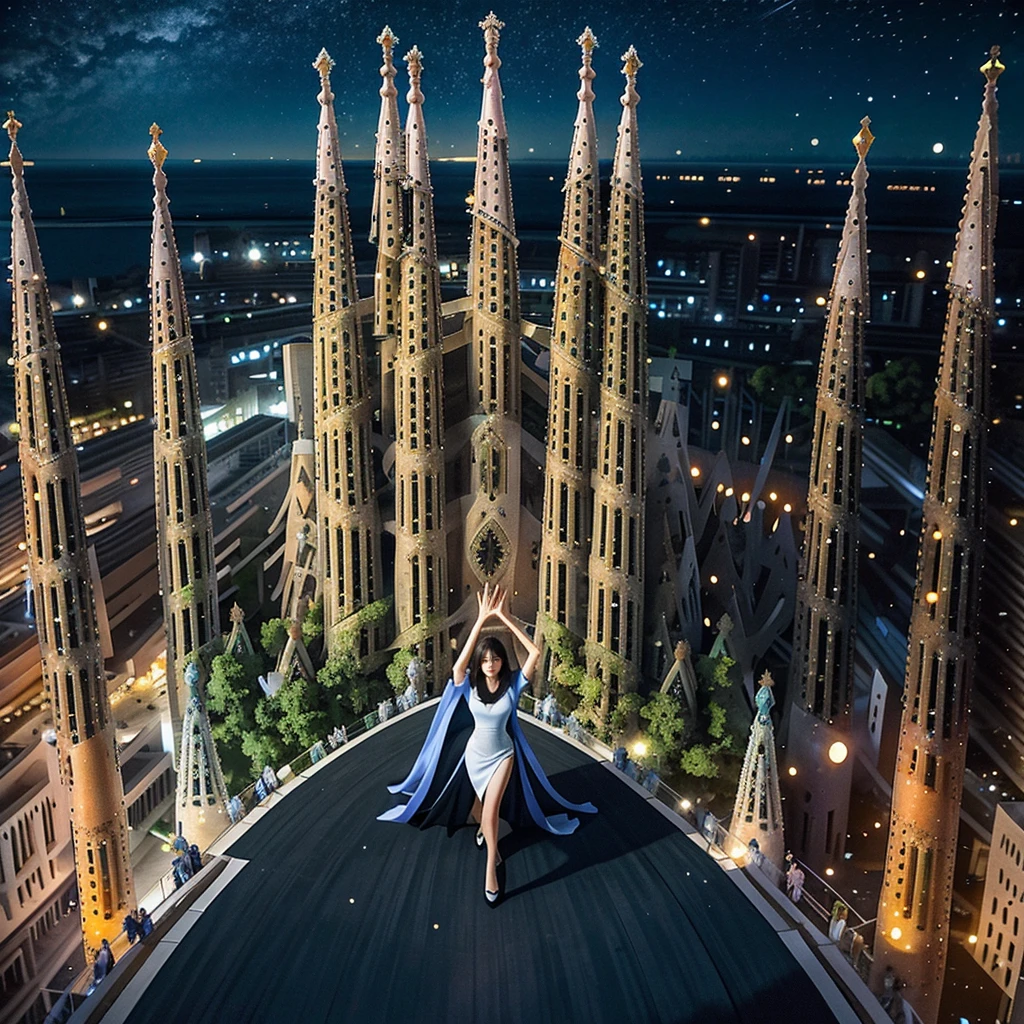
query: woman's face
481 649 503 679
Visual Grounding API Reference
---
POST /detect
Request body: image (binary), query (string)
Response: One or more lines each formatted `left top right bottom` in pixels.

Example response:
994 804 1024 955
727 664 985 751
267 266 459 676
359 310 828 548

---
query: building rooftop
116 712 845 1024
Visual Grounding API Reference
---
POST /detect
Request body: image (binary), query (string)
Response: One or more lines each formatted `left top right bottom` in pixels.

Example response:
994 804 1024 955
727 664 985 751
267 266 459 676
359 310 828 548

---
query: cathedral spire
586 47 648 719
537 29 602 653
8 115 135 955
782 118 873 871
464 12 523 595
875 52 1003 1023
732 672 785 868
149 125 221 762
311 49 384 656
392 45 449 691
612 47 643 196
371 26 403 346
176 661 230 850
405 46 428 190
473 11 514 233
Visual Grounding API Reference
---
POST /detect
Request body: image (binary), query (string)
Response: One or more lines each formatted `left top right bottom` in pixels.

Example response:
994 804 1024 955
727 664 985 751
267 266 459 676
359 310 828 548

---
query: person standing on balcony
379 584 596 905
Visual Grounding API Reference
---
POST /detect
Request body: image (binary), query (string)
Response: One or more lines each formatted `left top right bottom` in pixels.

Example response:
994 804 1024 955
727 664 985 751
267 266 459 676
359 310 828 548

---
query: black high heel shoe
484 857 505 907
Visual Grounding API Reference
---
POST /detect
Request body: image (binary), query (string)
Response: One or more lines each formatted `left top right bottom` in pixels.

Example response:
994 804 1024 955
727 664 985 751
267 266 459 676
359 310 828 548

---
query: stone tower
312 49 384 656
7 113 134 954
585 48 647 718
176 661 230 851
465 13 523 593
148 125 221 755
537 28 602 654
874 50 1003 1023
732 671 785 869
370 26 403 440
392 46 450 692
782 119 873 870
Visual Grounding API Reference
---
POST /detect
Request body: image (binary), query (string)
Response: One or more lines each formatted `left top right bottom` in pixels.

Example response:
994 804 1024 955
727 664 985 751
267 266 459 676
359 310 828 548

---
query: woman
379 584 596 905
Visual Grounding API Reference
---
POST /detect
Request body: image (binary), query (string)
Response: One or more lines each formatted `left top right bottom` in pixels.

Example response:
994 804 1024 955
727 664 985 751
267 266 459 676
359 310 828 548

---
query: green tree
387 648 415 694
748 363 816 418
640 692 687 767
302 598 324 645
241 726 286 778
679 743 721 779
276 676 336 750
866 357 933 426
261 618 289 659
608 692 644 738
206 652 260 741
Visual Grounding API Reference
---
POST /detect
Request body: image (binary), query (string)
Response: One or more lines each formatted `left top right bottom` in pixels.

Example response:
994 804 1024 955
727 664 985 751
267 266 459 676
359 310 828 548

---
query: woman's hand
476 583 504 623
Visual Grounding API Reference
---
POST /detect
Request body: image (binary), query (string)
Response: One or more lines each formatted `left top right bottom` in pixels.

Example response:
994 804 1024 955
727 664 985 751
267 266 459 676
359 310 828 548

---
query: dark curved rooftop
122 709 843 1024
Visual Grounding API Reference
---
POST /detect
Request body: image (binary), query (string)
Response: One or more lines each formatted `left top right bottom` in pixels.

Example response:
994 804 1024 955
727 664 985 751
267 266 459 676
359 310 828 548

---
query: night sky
1 1 1021 164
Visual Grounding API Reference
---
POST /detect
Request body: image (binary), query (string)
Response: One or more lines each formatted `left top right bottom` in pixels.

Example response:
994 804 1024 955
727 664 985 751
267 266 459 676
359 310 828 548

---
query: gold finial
853 116 874 158
480 11 504 34
405 45 424 80
405 45 424 106
981 44 1005 83
313 48 334 78
148 123 167 169
4 110 21 143
621 45 642 79
230 602 245 625
759 669 775 688
578 27 597 54
377 25 398 51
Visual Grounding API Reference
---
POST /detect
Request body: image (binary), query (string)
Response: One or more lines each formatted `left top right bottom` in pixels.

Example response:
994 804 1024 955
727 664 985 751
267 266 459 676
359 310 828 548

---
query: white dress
464 685 515 801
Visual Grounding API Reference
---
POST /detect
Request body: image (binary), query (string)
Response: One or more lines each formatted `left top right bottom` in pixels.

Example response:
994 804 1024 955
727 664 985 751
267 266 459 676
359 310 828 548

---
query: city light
891 927 903 941
783 503 793 513
932 529 943 540
968 935 978 944
699 216 710 226
690 466 701 478
828 741 848 764
825 868 834 876
716 374 730 388
784 434 793 444
709 575 718 584
633 741 648 758
788 766 798 777
926 591 939 604
72 294 85 307
192 252 205 264
680 799 692 811
915 270 927 280
97 320 108 331
248 247 262 261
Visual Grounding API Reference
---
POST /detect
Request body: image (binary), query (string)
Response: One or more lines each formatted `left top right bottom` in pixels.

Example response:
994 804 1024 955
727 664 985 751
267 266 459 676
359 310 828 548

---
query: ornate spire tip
4 110 21 144
377 25 398 50
313 48 334 76
578 27 598 53
480 11 504 33
148 123 167 169
981 44 1005 82
621 45 642 77
405 45 424 75
853 116 874 158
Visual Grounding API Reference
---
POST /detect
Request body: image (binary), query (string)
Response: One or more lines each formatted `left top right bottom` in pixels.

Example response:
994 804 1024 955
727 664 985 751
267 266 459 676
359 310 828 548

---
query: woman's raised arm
495 591 540 684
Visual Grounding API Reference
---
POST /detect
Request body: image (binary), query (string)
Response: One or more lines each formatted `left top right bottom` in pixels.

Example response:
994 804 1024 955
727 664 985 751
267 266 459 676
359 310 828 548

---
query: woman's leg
470 795 483 826
482 756 514 893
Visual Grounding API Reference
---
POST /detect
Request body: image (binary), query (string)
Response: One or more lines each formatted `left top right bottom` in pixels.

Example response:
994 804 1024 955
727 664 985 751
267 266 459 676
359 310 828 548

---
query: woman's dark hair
469 635 512 703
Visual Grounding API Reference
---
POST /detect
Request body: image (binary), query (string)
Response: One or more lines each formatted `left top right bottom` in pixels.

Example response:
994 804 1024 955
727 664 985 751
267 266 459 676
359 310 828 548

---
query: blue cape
378 672 597 835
